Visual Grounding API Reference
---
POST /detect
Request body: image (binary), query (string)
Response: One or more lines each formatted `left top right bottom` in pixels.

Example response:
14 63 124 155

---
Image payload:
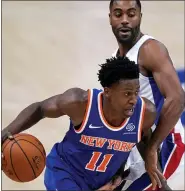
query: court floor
2 1 184 190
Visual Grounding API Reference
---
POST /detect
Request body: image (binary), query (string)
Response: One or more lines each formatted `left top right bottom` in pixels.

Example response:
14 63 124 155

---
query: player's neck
118 32 143 57
102 97 127 127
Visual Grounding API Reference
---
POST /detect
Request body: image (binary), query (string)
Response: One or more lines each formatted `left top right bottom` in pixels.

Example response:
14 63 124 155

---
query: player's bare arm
140 98 168 189
128 98 165 189
138 40 185 189
139 40 184 150
1 88 88 143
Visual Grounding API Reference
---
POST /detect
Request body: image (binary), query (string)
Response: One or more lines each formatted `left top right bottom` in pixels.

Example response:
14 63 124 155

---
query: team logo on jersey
89 124 104 129
126 123 135 131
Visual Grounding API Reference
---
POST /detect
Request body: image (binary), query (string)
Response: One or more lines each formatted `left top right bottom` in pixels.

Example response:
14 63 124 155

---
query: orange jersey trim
74 89 92 133
98 92 130 131
138 97 146 142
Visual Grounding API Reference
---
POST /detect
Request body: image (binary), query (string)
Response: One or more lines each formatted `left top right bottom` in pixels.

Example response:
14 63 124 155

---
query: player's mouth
119 28 131 36
125 108 134 116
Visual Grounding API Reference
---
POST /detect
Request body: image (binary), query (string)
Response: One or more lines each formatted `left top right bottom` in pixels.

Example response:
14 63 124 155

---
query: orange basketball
2 133 46 182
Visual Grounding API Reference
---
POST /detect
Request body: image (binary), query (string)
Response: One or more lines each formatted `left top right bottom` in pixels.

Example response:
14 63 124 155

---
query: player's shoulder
60 87 88 105
139 35 171 70
140 36 169 57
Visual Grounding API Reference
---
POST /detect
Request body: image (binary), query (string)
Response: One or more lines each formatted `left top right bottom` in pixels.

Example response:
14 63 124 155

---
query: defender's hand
145 149 166 190
97 176 122 191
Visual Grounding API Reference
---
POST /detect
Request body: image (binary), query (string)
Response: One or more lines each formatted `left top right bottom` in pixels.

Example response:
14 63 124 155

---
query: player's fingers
7 131 14 140
156 169 166 181
152 172 162 189
97 182 112 190
148 172 157 190
155 169 166 187
111 176 123 188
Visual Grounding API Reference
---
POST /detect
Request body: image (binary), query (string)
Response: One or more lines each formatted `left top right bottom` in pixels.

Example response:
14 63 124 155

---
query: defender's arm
140 40 184 150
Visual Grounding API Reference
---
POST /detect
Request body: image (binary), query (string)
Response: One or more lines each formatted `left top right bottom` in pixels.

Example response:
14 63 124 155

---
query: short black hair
109 0 141 11
98 56 139 88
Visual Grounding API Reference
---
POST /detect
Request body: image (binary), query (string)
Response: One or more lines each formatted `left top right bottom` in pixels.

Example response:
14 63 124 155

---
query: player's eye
125 92 131 96
114 10 122 17
128 12 136 17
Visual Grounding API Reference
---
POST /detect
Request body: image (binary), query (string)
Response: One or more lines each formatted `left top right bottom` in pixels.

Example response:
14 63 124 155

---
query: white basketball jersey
112 35 185 190
112 35 164 125
112 34 184 135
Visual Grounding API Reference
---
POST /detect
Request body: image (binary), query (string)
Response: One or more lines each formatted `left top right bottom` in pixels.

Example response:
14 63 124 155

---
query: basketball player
2 57 164 190
109 0 185 190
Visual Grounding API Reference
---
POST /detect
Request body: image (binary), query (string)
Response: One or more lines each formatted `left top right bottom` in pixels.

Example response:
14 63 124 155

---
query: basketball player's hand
1 131 13 143
97 176 122 191
145 149 166 190
1 131 14 159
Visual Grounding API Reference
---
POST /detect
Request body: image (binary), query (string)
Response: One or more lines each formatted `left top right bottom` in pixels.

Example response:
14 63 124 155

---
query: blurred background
2 1 184 190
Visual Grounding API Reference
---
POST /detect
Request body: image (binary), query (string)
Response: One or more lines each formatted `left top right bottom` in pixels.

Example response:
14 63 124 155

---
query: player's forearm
137 132 172 190
2 102 43 142
148 96 184 150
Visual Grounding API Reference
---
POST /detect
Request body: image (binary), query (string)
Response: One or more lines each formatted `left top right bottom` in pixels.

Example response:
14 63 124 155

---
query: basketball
2 133 46 182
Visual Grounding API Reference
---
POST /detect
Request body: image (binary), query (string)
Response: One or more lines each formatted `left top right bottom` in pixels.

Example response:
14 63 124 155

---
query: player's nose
129 95 137 105
121 14 129 25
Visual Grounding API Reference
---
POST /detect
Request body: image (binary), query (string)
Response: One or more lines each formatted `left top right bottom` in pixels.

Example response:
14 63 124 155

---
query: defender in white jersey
108 0 185 190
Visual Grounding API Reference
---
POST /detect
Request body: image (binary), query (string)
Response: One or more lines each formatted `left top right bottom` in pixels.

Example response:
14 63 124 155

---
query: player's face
105 79 140 118
109 0 142 44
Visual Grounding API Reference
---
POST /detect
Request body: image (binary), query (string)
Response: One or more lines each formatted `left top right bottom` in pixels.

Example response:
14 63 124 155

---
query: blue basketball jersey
57 89 146 189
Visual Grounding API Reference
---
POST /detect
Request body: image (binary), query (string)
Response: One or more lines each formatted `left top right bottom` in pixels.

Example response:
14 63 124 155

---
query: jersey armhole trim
138 97 146 142
74 89 93 134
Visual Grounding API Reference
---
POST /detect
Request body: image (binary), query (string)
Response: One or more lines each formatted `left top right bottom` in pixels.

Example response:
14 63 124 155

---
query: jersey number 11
85 152 113 172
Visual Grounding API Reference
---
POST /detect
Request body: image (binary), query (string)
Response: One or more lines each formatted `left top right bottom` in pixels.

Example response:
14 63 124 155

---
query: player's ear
104 87 110 98
140 12 142 19
109 13 112 26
